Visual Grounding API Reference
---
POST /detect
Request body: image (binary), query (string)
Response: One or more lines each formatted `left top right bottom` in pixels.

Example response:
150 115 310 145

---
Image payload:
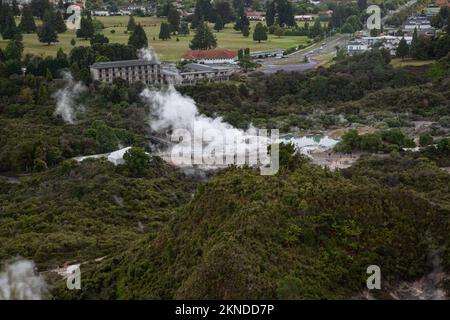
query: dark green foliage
128 24 148 49
76 12 95 40
158 22 171 40
266 1 275 27
189 22 217 50
0 160 196 269
127 15 136 32
55 157 449 299
214 15 223 32
54 10 67 33
37 10 58 45
19 5 36 33
167 6 180 33
396 37 409 59
179 21 189 36
123 147 151 176
253 22 267 43
90 33 109 45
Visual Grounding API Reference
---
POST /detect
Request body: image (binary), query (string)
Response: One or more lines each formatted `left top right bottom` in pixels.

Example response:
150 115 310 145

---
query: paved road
259 35 348 74
259 0 418 74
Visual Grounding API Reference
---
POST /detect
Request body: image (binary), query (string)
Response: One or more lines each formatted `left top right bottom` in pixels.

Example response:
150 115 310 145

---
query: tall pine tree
127 15 136 32
189 22 217 50
214 15 223 32
266 1 275 27
76 12 95 40
159 22 171 40
167 6 180 34
54 10 67 33
128 23 148 48
38 9 58 45
19 4 36 33
253 22 267 43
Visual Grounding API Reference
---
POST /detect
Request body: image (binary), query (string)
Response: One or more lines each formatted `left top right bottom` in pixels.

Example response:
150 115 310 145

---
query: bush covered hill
52 150 449 299
0 158 197 270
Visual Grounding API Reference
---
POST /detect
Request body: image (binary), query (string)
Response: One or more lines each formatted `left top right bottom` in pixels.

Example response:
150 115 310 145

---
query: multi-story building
402 16 435 36
347 36 412 56
90 59 164 85
178 63 235 85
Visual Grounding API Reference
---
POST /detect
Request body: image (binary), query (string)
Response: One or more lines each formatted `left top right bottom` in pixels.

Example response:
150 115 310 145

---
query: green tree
179 21 190 36
1 4 19 39
127 15 136 32
253 22 267 43
123 147 151 176
19 5 36 33
214 15 223 32
341 22 354 34
189 22 217 50
167 6 180 34
419 133 433 147
90 33 109 45
158 22 171 40
76 12 95 40
54 10 67 33
274 25 285 38
31 0 50 19
38 10 58 45
214 0 234 25
242 24 249 37
410 28 419 58
266 1 275 27
4 38 23 60
396 37 409 59
128 23 148 48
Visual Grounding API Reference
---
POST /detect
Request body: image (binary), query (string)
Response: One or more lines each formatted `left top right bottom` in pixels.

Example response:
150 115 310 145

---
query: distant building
402 16 435 36
92 10 110 16
245 11 265 21
178 63 235 85
90 59 164 85
347 40 369 55
347 36 412 56
294 15 313 21
435 0 450 8
181 50 238 64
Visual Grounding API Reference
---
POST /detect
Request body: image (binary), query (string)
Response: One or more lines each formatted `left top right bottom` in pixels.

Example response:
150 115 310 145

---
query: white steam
141 86 270 167
0 259 47 300
53 72 87 124
138 47 160 64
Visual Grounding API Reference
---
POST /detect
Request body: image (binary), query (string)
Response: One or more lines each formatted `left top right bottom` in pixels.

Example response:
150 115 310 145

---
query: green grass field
0 16 309 61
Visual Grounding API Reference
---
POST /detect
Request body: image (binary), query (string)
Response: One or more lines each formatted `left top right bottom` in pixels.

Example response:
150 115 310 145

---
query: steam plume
141 86 269 166
0 259 47 300
138 47 160 64
53 72 86 124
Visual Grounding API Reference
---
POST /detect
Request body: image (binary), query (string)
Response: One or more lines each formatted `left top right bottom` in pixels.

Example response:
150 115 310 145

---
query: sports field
0 16 310 61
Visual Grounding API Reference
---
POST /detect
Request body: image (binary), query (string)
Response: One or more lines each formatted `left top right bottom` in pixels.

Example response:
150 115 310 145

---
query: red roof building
435 0 450 7
181 50 237 64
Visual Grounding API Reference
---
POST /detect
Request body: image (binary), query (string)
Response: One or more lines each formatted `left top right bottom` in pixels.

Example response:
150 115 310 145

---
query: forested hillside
51 148 450 299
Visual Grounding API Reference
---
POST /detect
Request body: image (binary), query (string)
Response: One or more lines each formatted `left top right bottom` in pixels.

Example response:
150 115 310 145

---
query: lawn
390 58 435 67
0 16 309 61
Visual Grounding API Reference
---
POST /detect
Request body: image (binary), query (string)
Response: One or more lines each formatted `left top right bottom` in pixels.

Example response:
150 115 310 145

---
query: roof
245 11 265 16
182 49 237 60
183 63 232 72
90 59 158 69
